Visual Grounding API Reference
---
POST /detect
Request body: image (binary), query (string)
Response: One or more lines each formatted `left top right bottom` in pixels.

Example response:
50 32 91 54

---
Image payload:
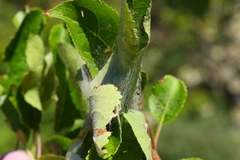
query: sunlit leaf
89 84 122 158
21 34 45 111
4 9 44 86
149 75 187 124
123 110 152 160
47 0 120 77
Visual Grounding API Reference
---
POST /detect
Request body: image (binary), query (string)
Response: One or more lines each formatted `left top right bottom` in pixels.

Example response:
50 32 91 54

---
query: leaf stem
154 110 166 147
36 130 42 158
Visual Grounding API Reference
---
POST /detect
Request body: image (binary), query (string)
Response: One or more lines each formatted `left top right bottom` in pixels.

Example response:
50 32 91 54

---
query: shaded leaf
1 93 30 143
180 158 203 160
40 53 58 110
57 42 85 115
149 75 187 124
48 25 82 133
43 135 72 155
17 87 42 131
123 110 152 160
36 154 65 160
140 71 148 91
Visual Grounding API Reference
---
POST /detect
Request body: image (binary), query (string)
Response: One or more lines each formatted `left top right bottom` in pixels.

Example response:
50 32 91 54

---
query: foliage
0 0 195 159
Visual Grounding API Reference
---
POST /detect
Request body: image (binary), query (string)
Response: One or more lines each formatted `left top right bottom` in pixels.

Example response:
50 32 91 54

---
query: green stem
36 130 42 158
154 110 166 147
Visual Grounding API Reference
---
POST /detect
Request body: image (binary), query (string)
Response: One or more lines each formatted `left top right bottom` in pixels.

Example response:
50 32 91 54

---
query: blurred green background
0 0 240 159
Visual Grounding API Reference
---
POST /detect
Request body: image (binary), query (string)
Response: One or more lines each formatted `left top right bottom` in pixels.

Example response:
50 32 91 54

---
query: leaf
40 53 58 110
43 135 72 155
47 0 120 77
180 158 203 160
36 154 65 160
89 84 122 158
87 117 146 160
4 9 44 86
66 129 93 160
21 34 45 111
49 24 71 63
58 42 85 116
140 71 148 91
149 75 187 124
1 94 30 143
12 10 26 28
48 25 82 133
99 0 151 110
16 87 42 131
123 110 152 160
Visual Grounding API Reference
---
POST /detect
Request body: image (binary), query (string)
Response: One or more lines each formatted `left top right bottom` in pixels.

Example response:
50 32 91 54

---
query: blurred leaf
49 24 71 63
40 53 58 110
57 43 85 116
54 54 81 133
89 84 122 158
47 0 120 77
141 71 148 91
123 110 152 160
1 94 30 143
12 11 26 28
21 34 45 111
0 75 11 96
4 9 44 86
17 87 42 131
180 158 203 160
36 154 65 160
43 135 72 155
149 75 187 124
48 24 82 133
66 129 93 160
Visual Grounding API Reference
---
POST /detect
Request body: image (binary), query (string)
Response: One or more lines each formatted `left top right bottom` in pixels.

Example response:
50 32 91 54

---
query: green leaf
54 59 81 133
17 87 42 131
49 24 71 63
123 110 152 160
0 75 11 96
140 70 148 91
12 10 26 28
180 158 203 160
89 84 122 158
66 129 93 160
43 135 72 155
21 34 45 111
99 0 151 110
40 53 58 110
48 25 82 133
57 42 86 116
36 154 65 160
47 0 120 77
149 75 187 124
113 118 146 160
1 94 30 143
4 9 44 86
